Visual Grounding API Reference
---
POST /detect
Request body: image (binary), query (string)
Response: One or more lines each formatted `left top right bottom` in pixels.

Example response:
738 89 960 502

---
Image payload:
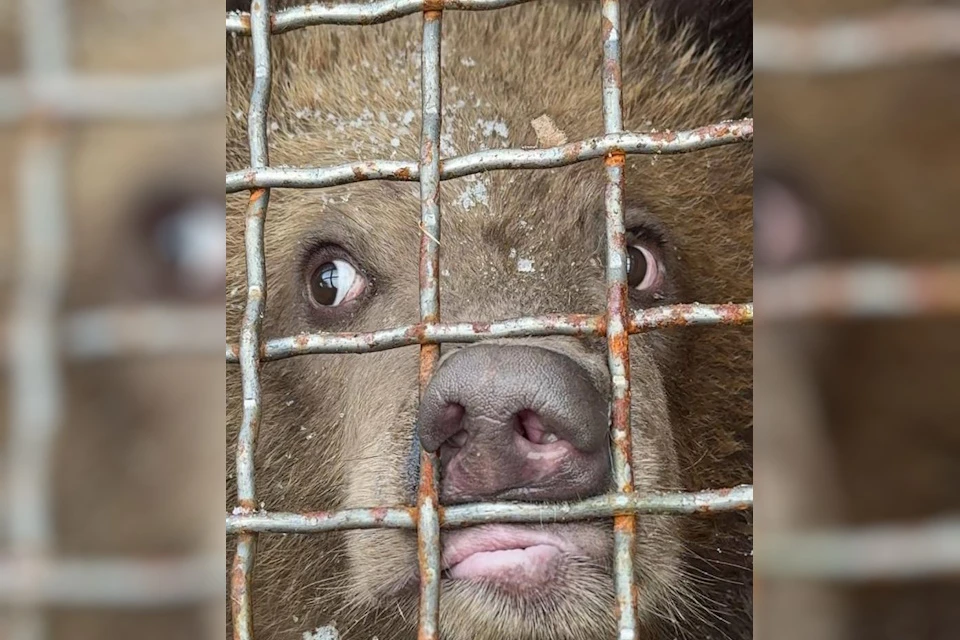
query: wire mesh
1 0 224 637
225 2 754 639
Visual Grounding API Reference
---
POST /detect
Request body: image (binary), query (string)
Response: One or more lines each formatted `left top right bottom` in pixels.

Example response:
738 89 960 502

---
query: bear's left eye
626 243 662 291
308 258 366 307
134 189 225 301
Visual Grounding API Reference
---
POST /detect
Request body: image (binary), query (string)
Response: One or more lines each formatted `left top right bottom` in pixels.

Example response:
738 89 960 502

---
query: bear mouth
441 525 585 589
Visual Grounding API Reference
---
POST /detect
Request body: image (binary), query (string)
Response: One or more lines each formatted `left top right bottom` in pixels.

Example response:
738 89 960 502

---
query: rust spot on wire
603 58 622 88
419 344 440 389
604 152 625 167
421 140 435 167
395 166 413 179
602 16 614 40
715 302 754 324
423 3 443 15
230 535 255 640
406 324 425 341
471 322 491 333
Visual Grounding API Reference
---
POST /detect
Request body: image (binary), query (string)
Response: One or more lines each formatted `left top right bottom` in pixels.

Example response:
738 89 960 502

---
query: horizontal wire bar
756 263 960 321
0 67 223 122
63 305 225 360
0 554 223 606
224 302 753 363
756 517 960 581
225 119 753 193
227 0 535 32
755 7 960 73
226 485 753 534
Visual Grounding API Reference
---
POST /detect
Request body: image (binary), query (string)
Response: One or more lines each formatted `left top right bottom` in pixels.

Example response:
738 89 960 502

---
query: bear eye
626 244 662 291
134 188 225 301
308 258 365 307
152 198 225 292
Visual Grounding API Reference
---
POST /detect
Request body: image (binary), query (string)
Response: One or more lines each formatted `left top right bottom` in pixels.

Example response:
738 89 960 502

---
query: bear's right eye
308 258 366 307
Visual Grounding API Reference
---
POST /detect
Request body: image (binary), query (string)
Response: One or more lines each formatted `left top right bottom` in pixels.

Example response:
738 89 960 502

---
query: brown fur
226 3 752 639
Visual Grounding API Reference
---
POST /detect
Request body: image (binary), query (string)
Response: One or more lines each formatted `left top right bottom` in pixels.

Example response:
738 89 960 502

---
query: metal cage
224 2 754 639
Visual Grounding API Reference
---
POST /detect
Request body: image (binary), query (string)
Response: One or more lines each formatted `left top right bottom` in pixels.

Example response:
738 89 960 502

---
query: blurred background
0 1 224 639
753 1 960 640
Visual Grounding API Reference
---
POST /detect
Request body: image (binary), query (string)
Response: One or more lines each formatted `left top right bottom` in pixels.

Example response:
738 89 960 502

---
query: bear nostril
516 410 559 446
438 403 466 436
446 430 469 449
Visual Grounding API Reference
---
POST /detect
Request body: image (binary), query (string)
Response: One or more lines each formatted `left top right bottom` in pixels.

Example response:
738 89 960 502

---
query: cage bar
5 1 70 638
756 264 960 321
415 8 444 640
231 2 274 640
224 119 754 192
226 0 535 32
63 306 226 360
755 7 960 73
0 67 222 123
599 1 640 638
0 554 223 607
226 485 754 534
756 517 960 581
224 302 753 363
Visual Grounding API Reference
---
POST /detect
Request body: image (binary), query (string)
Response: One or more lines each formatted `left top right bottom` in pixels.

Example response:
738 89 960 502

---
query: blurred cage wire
754 3 960 584
1 0 223 639
224 2 754 640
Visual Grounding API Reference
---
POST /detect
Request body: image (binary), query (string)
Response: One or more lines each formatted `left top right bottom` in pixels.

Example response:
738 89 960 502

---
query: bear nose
417 344 611 504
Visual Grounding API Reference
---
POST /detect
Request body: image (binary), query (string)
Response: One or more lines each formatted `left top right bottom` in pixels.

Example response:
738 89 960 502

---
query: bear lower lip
441 525 581 588
448 544 563 585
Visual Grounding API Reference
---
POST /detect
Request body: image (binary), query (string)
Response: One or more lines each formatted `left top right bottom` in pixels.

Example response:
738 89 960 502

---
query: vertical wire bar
6 2 70 639
601 1 638 638
416 9 443 640
233 2 272 640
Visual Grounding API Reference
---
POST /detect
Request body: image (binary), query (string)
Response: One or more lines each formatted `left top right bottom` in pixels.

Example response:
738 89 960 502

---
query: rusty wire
755 6 960 73
225 1 755 639
599 1 640 637
227 485 754 534
224 303 754 363
756 264 960 321
226 0 536 32
415 9 443 639
225 120 754 193
231 2 273 639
